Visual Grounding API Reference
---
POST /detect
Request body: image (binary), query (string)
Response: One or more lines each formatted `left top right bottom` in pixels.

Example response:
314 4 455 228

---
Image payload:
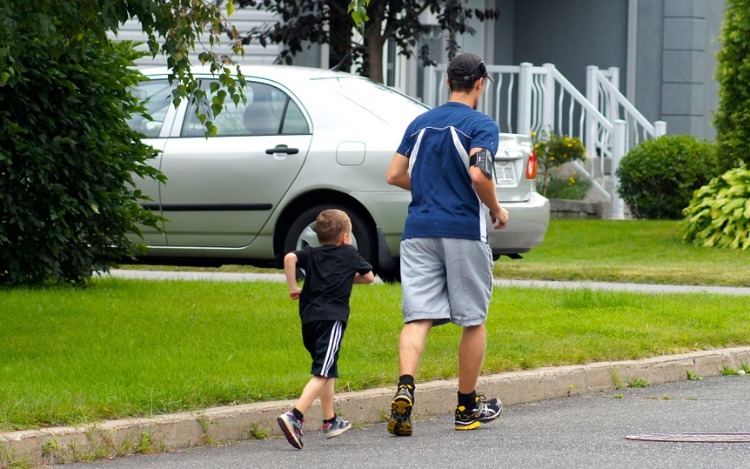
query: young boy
277 208 375 450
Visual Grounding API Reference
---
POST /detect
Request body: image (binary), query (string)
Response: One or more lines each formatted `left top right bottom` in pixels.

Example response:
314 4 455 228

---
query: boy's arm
283 252 302 300
354 271 375 284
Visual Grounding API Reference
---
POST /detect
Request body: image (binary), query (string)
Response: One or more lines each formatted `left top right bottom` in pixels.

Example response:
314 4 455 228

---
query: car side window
181 82 309 137
127 79 173 138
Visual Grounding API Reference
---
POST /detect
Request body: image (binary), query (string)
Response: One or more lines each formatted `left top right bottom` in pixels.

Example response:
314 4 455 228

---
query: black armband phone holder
469 148 494 179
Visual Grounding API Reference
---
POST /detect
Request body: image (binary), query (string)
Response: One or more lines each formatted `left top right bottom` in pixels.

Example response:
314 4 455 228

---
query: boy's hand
289 286 302 300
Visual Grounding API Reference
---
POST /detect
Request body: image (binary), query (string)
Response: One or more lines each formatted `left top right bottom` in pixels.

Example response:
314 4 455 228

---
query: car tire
283 205 376 275
377 263 401 283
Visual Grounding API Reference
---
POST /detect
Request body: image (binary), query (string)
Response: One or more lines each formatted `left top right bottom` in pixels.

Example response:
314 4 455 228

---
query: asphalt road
65 375 750 469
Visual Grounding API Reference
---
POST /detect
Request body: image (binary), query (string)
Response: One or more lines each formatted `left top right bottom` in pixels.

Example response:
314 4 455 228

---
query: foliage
537 172 592 200
348 0 371 33
682 167 750 250
1 1 247 136
714 0 750 172
532 130 587 197
615 135 720 220
0 38 165 285
234 0 499 83
0 1 253 285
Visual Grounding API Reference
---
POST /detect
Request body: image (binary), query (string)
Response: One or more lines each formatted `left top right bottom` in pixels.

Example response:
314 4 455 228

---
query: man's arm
470 148 509 229
386 152 410 190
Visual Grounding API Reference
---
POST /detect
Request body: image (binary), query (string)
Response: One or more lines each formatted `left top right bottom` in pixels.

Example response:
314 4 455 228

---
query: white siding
112 7 282 67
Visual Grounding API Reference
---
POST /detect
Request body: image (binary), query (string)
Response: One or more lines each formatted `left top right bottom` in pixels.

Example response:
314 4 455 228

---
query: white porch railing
422 62 667 219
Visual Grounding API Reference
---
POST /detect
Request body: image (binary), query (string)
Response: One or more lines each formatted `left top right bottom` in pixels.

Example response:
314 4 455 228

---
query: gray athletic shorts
400 237 493 327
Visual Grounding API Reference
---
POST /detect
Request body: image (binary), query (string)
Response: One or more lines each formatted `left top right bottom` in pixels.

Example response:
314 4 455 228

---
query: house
122 0 723 140
120 0 725 217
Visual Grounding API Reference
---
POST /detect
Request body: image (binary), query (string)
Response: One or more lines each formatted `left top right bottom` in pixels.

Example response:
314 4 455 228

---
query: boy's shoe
322 415 352 439
454 395 503 431
387 384 414 436
277 411 304 449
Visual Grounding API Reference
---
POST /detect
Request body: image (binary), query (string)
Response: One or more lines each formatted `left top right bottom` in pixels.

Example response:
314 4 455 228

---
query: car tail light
525 150 538 179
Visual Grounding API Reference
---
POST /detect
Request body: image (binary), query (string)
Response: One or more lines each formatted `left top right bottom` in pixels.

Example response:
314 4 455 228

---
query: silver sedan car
128 65 549 280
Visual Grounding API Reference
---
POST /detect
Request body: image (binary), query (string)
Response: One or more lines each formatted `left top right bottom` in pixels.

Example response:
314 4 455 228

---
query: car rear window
319 77 428 123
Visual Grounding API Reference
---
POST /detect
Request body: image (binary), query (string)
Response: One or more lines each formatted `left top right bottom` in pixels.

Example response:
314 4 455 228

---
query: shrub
536 172 592 200
682 167 750 250
615 135 720 219
714 0 750 172
532 130 587 197
0 37 162 286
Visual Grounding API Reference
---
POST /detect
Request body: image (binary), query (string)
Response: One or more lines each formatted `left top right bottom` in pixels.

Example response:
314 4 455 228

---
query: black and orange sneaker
387 384 414 436
454 395 502 431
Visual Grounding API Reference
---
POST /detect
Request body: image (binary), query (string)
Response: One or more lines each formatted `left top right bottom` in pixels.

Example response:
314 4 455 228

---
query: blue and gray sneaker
454 395 503 431
277 411 304 449
322 414 352 439
387 384 414 436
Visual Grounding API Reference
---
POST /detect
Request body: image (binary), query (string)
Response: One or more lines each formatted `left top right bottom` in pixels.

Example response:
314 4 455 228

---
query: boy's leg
319 378 352 439
297 376 329 415
279 320 344 449
319 377 335 420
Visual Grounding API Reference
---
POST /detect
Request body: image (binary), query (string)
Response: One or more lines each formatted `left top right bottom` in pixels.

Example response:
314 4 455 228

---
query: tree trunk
365 18 387 83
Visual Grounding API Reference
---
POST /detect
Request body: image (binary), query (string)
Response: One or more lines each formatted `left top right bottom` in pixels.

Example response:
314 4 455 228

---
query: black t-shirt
294 244 373 324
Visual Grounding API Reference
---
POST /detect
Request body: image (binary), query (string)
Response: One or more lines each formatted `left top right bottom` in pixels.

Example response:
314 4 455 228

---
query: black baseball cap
447 53 494 82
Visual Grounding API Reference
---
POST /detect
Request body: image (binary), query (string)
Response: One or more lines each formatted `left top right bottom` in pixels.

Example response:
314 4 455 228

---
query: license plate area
494 160 516 185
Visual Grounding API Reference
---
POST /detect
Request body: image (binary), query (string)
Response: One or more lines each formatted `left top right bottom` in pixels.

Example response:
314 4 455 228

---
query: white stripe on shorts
321 320 343 378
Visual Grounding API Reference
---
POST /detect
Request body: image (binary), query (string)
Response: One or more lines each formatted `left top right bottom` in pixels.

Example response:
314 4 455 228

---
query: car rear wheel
283 205 376 274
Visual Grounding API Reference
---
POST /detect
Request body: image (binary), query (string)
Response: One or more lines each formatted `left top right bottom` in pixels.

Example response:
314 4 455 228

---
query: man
385 52 509 436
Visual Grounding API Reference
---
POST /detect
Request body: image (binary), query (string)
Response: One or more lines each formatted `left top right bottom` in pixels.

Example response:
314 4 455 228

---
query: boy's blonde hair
315 209 352 245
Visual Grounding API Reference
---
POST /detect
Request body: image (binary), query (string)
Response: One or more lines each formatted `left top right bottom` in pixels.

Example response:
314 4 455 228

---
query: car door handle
266 145 299 155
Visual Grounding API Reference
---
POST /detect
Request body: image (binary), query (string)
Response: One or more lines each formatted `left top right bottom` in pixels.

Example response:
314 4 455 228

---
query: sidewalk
106 269 750 296
3 271 750 467
4 347 750 467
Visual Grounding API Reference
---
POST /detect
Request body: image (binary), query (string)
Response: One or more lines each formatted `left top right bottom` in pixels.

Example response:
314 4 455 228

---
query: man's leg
388 319 431 436
457 324 486 394
455 323 502 430
399 319 432 376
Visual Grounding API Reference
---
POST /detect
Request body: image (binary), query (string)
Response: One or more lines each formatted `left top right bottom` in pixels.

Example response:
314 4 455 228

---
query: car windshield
317 77 428 123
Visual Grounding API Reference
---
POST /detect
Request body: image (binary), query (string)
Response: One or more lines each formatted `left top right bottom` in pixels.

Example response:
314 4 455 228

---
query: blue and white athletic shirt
396 101 499 242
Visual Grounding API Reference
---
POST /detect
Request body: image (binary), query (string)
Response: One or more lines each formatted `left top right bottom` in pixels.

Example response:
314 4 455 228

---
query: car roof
138 64 368 86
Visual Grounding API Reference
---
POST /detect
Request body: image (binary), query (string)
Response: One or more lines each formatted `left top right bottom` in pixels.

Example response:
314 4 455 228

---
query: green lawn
495 219 750 286
2 219 749 432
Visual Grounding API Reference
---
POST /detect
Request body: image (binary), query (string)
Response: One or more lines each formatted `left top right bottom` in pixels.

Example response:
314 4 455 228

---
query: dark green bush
615 135 720 220
714 0 750 172
0 36 161 285
682 168 750 250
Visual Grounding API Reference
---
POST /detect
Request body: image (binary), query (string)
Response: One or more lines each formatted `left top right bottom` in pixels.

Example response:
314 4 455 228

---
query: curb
3 346 750 466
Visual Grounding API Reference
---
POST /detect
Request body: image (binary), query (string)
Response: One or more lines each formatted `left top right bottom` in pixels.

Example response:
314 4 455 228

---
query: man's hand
289 286 302 300
490 207 509 229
